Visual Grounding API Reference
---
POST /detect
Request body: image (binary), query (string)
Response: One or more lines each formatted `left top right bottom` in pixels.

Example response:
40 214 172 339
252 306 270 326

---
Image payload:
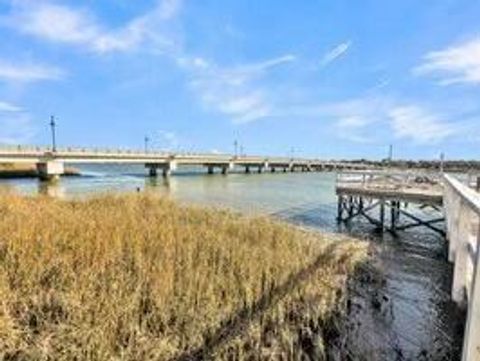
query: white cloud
388 106 455 144
181 55 296 123
0 101 22 112
0 60 64 82
415 38 480 85
285 96 459 145
320 41 352 67
3 0 181 54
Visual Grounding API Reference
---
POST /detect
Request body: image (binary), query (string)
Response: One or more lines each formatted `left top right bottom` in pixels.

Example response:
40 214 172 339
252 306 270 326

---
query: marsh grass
0 192 367 360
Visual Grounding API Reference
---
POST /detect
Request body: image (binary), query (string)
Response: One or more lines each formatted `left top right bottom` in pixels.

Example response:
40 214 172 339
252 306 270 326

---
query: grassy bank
0 192 367 360
0 163 79 178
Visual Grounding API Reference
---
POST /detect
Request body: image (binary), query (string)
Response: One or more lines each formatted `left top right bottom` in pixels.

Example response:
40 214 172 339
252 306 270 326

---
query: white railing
443 174 480 361
336 170 442 188
0 145 345 164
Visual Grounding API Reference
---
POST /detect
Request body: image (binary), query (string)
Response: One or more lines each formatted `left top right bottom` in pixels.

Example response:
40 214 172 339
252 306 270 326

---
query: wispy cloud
320 41 352 67
0 60 64 82
0 103 35 144
0 101 22 112
388 106 456 144
2 0 182 54
285 96 459 144
415 37 480 85
180 54 296 123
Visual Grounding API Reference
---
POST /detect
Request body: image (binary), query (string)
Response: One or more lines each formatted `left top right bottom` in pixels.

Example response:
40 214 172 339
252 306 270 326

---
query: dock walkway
336 170 480 361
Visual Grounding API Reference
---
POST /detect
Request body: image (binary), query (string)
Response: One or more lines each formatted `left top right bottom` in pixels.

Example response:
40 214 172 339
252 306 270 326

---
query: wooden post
348 196 354 218
449 192 463 262
380 199 385 231
337 196 343 222
452 201 470 306
390 201 397 232
462 222 480 361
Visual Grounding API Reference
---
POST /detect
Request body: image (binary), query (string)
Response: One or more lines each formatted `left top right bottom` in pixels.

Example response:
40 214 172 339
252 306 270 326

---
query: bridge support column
149 167 158 177
146 161 177 178
37 161 64 181
271 167 276 173
207 165 214 174
163 161 177 177
262 161 269 173
221 162 234 175
245 166 250 174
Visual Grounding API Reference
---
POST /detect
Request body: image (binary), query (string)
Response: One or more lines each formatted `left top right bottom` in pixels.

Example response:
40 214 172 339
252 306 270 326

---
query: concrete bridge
0 145 372 180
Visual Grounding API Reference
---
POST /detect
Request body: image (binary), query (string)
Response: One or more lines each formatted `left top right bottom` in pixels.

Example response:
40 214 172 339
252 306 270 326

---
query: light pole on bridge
144 136 150 153
49 115 57 152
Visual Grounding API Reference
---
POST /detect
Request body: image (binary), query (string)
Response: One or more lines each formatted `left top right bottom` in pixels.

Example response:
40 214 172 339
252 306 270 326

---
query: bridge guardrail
443 173 480 361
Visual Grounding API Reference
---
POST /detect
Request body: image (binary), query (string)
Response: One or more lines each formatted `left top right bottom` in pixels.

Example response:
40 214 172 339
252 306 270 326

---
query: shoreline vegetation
0 163 80 179
0 191 368 360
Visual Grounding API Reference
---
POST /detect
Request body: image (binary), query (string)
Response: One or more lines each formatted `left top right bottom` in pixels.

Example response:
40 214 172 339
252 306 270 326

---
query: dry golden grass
0 192 367 360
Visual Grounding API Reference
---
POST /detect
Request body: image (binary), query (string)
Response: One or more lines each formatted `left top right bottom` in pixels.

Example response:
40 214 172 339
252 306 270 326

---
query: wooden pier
336 171 445 234
336 170 480 361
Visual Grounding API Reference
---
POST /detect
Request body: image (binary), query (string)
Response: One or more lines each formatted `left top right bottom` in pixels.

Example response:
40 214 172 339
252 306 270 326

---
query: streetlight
49 115 57 152
144 136 150 153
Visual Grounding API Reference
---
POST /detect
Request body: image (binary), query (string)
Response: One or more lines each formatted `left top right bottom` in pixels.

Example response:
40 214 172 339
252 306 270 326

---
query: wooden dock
336 171 445 234
336 170 480 361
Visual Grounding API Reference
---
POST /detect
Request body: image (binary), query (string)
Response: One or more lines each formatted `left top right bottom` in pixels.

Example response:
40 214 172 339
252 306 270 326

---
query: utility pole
388 144 393 162
234 139 238 157
49 115 57 152
440 152 445 173
240 145 244 157
290 147 295 160
144 136 150 153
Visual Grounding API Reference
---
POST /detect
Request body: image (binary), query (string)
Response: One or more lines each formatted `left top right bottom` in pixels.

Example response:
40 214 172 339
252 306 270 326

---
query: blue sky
0 0 479 159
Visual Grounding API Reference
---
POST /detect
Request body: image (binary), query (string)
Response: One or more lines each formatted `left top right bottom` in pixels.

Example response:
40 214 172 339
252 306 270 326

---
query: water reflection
38 180 66 198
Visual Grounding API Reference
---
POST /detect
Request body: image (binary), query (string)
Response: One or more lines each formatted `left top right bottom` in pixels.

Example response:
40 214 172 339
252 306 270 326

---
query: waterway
0 164 465 360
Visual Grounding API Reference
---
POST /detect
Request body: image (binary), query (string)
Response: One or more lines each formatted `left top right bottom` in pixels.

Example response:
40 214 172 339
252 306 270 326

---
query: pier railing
336 170 442 189
443 174 480 361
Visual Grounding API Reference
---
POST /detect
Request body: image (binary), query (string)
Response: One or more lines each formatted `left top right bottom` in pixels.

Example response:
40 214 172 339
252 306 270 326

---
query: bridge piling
37 161 64 181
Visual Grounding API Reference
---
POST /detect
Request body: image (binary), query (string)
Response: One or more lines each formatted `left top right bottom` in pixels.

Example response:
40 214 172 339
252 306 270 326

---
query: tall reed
0 192 367 360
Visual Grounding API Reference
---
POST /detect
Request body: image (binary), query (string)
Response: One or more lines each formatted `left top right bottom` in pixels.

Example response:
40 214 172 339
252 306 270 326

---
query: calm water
1 164 465 360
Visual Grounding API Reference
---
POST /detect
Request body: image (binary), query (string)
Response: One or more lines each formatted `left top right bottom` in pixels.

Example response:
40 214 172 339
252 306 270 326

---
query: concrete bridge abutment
36 161 65 181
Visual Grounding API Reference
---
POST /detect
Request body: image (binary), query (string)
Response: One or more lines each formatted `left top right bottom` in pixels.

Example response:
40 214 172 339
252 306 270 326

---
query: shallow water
0 164 465 360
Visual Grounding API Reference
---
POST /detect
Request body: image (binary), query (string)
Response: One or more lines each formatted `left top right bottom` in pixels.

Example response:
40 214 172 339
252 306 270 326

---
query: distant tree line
345 159 480 172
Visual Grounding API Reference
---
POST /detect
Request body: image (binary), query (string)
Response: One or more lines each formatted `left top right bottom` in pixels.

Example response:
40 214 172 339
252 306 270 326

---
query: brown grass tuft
0 192 367 360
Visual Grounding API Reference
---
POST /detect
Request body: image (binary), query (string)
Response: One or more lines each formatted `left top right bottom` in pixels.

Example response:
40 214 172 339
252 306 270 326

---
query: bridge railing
0 145 337 163
443 173 480 361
